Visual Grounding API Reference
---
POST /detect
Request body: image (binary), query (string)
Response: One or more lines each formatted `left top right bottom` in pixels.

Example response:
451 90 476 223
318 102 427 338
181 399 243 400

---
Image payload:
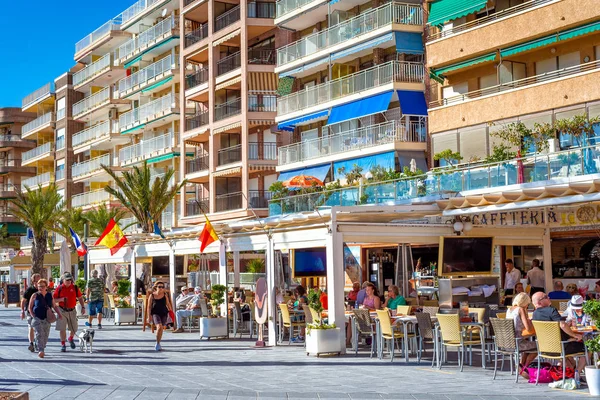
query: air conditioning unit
108 108 118 120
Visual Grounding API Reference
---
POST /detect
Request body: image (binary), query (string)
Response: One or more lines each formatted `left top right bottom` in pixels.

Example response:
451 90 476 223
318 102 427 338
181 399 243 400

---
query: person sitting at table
548 281 572 300
382 285 406 311
176 286 193 309
565 283 579 297
356 282 369 307
172 287 204 333
361 282 381 311
347 282 360 303
505 292 537 379
503 282 525 306
289 285 307 343
565 295 591 327
110 280 118 294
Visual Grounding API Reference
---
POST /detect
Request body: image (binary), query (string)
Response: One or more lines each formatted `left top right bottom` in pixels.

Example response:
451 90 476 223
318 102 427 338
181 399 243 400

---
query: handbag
549 365 575 381
168 310 175 324
46 307 57 323
522 326 536 337
526 362 553 384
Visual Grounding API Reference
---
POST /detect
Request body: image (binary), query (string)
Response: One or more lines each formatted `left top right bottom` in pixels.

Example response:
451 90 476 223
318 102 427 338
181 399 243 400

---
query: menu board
5 284 20 307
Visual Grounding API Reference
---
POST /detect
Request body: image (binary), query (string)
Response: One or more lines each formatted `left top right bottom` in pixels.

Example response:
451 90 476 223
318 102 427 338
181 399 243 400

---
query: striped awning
213 166 242 177
249 119 276 126
213 29 241 47
248 72 278 91
248 164 277 171
215 76 242 91
212 121 242 134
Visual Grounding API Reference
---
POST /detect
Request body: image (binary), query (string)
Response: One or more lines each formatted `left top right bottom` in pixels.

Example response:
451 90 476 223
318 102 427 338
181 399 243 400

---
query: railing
217 52 241 76
122 0 163 26
22 112 54 136
0 159 24 169
218 144 242 165
215 6 241 32
248 94 277 112
186 198 210 215
72 154 110 179
161 209 173 230
185 24 209 47
248 48 276 65
74 53 111 87
248 2 276 18
22 172 52 190
72 87 110 118
248 190 272 208
216 192 243 212
427 0 556 41
121 217 138 234
185 110 209 131
185 0 199 6
119 131 175 164
22 83 54 110
431 59 600 108
119 93 176 129
73 121 111 147
186 68 209 89
56 108 65 121
116 15 178 61
215 98 242 121
55 168 65 181
23 142 53 163
249 142 277 160
278 119 426 165
118 54 177 94
278 61 424 116
0 135 32 144
276 0 317 19
56 136 65 151
277 2 423 66
71 189 111 208
186 155 209 173
75 17 122 55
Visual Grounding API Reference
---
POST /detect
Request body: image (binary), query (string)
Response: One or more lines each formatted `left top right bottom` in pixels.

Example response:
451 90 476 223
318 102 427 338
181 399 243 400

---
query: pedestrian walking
147 281 173 351
85 270 105 329
21 273 41 352
53 272 85 352
28 279 62 358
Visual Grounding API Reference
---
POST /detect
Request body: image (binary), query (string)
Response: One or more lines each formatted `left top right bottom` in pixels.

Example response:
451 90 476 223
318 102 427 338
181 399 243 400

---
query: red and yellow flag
95 218 128 255
199 215 219 252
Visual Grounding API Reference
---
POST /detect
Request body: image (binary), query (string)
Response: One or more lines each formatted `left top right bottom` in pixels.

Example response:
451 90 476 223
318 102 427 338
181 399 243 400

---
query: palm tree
54 207 87 248
101 161 186 233
9 184 64 276
84 204 127 237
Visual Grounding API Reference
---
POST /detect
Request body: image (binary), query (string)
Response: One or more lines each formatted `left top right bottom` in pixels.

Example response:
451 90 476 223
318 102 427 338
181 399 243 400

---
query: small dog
78 328 95 353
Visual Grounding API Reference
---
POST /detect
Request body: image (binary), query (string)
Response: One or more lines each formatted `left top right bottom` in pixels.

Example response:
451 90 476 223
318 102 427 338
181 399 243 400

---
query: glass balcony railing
22 83 54 110
186 154 209 173
0 135 32 144
277 2 422 66
22 112 54 136
72 87 111 118
22 172 52 190
185 110 209 131
215 6 241 32
249 142 277 161
185 68 209 90
278 119 426 165
248 190 272 208
55 168 65 181
73 53 112 87
115 15 178 62
23 142 53 163
214 98 242 121
122 0 163 26
185 24 209 48
75 17 122 55
71 189 111 208
72 154 110 179
119 131 176 164
218 144 242 166
186 198 210 216
276 0 315 19
248 2 276 18
119 93 176 130
278 61 424 116
121 217 138 233
118 54 178 95
217 52 241 76
73 121 112 148
216 192 243 212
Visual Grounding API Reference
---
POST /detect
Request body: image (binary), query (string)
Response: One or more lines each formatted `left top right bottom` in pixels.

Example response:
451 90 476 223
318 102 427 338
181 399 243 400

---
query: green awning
500 35 557 57
141 76 173 94
428 0 488 26
559 20 600 41
4 223 27 235
432 52 496 76
429 71 445 84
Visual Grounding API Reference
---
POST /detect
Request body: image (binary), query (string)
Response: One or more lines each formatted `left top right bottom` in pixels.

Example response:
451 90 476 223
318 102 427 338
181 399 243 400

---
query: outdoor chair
422 306 439 315
559 301 569 313
233 301 252 338
351 309 375 357
301 305 314 324
436 313 482 372
103 293 113 320
489 317 536 382
496 312 506 319
396 305 411 315
376 309 414 362
414 312 437 367
406 298 418 307
423 300 439 307
107 294 116 322
278 304 305 345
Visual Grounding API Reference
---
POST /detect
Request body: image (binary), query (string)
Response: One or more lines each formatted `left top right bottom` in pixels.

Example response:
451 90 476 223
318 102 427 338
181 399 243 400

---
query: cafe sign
469 205 600 228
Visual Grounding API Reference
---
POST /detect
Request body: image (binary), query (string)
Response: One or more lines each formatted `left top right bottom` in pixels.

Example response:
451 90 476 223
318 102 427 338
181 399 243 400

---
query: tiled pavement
0 307 592 399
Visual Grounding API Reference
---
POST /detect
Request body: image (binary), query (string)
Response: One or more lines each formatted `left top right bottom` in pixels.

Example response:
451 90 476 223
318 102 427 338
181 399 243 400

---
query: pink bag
526 362 553 384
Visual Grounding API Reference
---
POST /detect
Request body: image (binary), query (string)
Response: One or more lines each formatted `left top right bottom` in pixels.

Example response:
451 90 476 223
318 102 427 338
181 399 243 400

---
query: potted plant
305 289 340 357
200 283 228 339
583 300 600 394
75 278 87 316
114 279 136 325
246 259 264 281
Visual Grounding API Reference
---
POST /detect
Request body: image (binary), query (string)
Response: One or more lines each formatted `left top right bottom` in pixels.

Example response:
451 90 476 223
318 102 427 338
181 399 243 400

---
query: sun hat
181 286 189 291
571 294 584 310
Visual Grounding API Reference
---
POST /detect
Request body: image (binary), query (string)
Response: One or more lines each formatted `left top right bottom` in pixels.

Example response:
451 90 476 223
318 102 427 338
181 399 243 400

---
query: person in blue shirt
548 281 573 300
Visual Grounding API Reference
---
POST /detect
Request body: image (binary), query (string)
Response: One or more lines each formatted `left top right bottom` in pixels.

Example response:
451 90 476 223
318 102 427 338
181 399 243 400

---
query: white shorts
55 308 78 333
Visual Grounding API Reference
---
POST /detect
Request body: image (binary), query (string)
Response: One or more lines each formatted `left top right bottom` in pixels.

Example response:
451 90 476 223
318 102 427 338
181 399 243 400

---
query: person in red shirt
53 272 85 352
48 277 55 290
347 282 360 302
319 290 328 310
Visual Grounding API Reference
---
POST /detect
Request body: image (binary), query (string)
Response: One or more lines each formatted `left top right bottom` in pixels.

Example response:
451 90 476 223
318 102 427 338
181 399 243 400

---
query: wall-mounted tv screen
152 256 185 276
439 237 494 276
293 248 327 277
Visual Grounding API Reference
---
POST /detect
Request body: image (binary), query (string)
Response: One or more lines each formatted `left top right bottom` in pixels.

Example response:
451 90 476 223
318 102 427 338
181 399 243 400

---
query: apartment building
179 0 281 223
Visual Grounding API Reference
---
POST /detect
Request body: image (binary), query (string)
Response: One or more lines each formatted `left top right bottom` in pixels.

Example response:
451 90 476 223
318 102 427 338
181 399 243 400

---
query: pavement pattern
0 307 592 399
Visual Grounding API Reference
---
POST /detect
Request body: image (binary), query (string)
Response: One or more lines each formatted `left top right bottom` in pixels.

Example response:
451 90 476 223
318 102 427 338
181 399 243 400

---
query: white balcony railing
22 172 52 190
73 53 112 87
23 142 53 163
278 61 424 116
277 2 423 66
73 121 112 148
22 83 54 110
121 217 138 233
72 87 111 118
115 15 178 62
118 54 178 95
276 0 316 19
71 189 111 208
119 131 175 164
22 112 54 136
75 17 122 55
122 0 163 26
119 93 176 130
72 154 110 179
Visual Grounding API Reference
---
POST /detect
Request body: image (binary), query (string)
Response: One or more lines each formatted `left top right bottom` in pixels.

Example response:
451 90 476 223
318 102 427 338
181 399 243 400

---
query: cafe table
573 325 599 365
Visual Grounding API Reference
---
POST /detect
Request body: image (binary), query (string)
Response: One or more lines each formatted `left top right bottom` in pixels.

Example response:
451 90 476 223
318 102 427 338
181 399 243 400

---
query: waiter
504 258 521 296
527 259 545 296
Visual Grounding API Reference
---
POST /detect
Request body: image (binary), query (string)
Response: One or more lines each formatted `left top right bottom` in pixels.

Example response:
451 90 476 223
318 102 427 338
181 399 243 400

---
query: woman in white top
505 292 537 378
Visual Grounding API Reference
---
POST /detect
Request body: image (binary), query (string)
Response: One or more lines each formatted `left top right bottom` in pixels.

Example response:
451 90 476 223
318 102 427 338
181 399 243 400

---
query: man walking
86 270 105 329
172 287 204 333
53 272 85 352
21 273 40 352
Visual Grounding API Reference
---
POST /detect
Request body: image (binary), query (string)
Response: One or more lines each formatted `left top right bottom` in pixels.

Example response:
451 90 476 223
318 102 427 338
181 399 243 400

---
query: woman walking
28 279 62 358
147 281 173 351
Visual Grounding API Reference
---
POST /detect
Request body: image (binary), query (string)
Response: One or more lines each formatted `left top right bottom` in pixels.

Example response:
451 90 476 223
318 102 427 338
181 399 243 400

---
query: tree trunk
31 231 48 279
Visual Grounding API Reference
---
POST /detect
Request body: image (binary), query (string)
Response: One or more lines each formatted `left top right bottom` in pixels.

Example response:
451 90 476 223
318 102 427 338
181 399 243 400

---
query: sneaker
38 351 44 359
61 345 66 352
97 324 102 330
85 322 91 327
291 336 304 344
69 338 76 349
155 343 162 351
172 328 184 333
28 342 34 352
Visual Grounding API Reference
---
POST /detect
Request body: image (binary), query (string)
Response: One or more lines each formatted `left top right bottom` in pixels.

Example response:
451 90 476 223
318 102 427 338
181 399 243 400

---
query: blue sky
0 0 127 107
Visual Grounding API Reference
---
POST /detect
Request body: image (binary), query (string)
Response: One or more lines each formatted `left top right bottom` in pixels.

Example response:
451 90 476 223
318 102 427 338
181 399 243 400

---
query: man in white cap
172 287 205 333
175 286 192 309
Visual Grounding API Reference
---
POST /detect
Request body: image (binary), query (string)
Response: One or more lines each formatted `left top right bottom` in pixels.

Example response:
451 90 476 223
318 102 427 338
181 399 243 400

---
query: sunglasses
65 279 72 282
156 285 165 289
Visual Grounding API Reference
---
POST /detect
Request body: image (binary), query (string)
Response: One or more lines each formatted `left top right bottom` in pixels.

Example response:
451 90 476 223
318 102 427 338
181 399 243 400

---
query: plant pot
115 307 136 325
199 317 228 339
306 327 341 357
586 366 600 396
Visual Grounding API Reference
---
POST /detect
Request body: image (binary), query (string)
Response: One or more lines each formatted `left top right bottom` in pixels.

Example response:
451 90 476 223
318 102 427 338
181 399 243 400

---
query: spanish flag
95 218 128 255
199 215 219 252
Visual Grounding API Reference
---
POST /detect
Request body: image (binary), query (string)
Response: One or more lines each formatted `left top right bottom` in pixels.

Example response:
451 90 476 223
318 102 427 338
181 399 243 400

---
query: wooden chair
436 313 482 371
278 304 305 345
107 294 116 322
496 312 507 319
406 298 418 307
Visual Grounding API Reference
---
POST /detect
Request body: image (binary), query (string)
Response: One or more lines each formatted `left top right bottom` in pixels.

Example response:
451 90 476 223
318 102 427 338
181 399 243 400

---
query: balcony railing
216 192 243 212
71 189 111 208
119 93 176 130
277 2 423 66
248 94 277 112
187 155 209 173
185 24 209 48
214 98 242 121
430 59 600 108
0 159 24 169
248 2 276 18
186 110 209 131
121 217 138 233
0 135 32 144
278 118 426 165
249 142 277 160
115 15 178 62
73 121 112 148
119 131 175 164
22 172 52 190
72 87 111 118
215 6 241 32
248 190 272 208
186 68 209 90
74 53 111 87
186 198 210 215
23 142 53 163
249 48 276 65
217 52 241 76
276 0 315 19
122 0 163 26
72 154 110 179
118 54 178 94
278 61 424 116
22 83 54 110
56 168 65 181
75 17 122 55
22 112 54 136
218 144 242 166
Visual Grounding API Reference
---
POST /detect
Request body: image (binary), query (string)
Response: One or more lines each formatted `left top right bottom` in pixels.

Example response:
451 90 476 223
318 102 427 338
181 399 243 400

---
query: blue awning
278 164 332 183
331 33 394 61
277 110 329 132
279 57 329 77
395 32 424 54
328 91 394 125
333 152 396 180
397 90 428 116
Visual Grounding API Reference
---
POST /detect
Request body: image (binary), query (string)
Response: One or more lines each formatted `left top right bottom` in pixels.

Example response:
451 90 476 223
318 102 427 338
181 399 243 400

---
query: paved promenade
0 307 590 399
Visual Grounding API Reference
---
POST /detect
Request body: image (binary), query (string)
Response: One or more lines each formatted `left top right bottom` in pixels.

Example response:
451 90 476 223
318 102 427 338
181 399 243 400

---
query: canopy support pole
543 228 552 291
266 236 277 346
219 241 227 317
169 246 176 312
326 209 346 354
233 251 240 288
131 248 137 324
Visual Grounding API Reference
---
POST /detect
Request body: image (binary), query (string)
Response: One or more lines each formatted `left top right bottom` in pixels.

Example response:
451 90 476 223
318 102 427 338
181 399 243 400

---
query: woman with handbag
146 281 173 351
506 292 537 379
28 279 62 358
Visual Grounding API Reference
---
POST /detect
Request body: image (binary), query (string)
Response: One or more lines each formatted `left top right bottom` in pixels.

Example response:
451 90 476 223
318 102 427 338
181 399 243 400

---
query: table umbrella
283 174 324 188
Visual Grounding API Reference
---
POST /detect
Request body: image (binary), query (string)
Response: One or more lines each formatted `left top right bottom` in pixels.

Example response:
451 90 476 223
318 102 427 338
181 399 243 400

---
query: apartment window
442 82 468 100
56 97 66 121
520 112 552 153
442 16 466 33
536 52 580 78
559 51 580 71
499 61 526 84
56 159 65 182
595 46 600 62
57 189 65 200
56 128 65 150
535 57 557 76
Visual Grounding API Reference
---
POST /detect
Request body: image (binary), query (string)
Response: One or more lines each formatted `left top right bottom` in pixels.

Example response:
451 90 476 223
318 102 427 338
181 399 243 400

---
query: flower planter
114 307 136 325
586 366 600 396
199 317 228 339
306 327 341 357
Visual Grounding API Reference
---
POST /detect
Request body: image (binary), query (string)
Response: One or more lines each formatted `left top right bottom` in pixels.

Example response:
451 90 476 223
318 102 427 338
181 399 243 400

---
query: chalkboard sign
5 284 20 307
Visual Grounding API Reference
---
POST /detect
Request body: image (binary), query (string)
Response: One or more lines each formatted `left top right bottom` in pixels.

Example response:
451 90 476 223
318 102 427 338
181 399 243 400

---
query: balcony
22 83 54 112
185 110 209 132
249 48 276 65
248 94 277 112
117 54 178 98
21 112 55 138
119 93 177 133
22 172 52 190
277 2 422 71
72 154 111 180
249 142 278 161
184 24 209 48
185 68 209 90
72 87 111 120
275 0 378 30
73 120 117 151
75 17 123 60
248 2 276 18
0 135 36 150
22 142 53 165
186 155 209 174
119 131 176 165
214 98 242 121
217 52 241 76
121 0 170 29
248 190 272 208
0 159 35 175
71 189 112 208
215 6 241 32
115 15 179 65
186 198 210 216
215 192 243 212
277 61 424 118
73 53 112 89
218 144 242 166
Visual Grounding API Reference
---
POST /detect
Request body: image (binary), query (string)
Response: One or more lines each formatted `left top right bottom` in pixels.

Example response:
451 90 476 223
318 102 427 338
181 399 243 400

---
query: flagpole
195 199 224 242
239 192 270 238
